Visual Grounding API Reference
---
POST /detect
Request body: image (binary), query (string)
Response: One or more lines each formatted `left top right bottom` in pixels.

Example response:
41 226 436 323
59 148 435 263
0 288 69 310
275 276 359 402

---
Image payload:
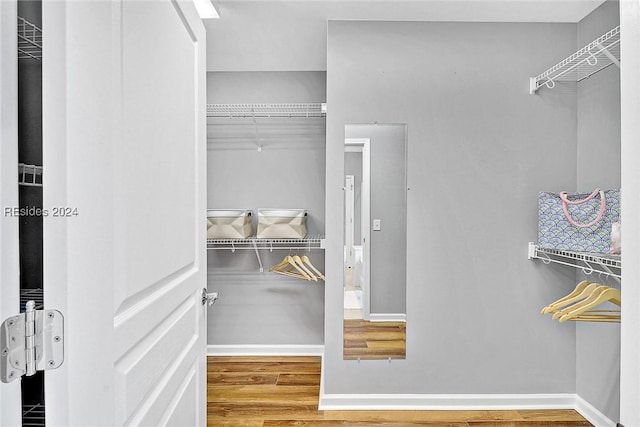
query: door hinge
1 301 64 383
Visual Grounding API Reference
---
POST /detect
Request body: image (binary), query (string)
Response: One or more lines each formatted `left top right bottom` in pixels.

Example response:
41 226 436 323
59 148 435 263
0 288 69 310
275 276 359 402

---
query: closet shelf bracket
529 25 620 94
528 242 621 283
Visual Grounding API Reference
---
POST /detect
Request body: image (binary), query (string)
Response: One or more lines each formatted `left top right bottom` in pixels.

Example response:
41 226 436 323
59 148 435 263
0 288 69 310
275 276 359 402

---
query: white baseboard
575 395 617 427
207 344 324 356
368 313 407 322
318 392 576 411
318 390 617 426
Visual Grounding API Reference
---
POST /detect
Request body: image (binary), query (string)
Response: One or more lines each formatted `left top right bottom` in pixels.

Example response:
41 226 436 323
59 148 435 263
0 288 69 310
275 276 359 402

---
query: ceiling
204 0 606 71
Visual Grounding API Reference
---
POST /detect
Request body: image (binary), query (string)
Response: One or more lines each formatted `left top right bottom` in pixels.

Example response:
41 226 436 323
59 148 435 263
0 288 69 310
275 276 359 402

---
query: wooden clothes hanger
292 255 317 281
557 287 621 323
269 256 290 272
269 254 325 282
269 255 314 281
541 280 591 314
544 282 609 319
283 255 313 280
301 255 325 281
550 284 610 320
567 309 621 323
541 280 622 324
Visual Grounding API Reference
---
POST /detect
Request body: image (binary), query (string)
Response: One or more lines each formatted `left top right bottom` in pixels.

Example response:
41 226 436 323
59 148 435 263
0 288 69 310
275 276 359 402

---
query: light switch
372 219 381 231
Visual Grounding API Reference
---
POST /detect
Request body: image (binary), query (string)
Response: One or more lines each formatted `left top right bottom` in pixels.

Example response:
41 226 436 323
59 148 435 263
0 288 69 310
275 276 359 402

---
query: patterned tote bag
538 189 620 254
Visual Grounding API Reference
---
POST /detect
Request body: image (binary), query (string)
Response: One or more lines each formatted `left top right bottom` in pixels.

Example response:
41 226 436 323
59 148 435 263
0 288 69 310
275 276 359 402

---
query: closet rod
576 61 616 83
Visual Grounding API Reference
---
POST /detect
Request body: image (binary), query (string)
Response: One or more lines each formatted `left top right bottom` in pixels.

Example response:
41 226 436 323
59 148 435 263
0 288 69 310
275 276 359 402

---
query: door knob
202 289 219 307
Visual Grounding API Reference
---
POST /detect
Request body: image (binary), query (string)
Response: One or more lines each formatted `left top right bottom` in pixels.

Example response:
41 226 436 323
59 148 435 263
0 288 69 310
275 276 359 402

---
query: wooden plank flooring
207 356 592 427
343 319 406 360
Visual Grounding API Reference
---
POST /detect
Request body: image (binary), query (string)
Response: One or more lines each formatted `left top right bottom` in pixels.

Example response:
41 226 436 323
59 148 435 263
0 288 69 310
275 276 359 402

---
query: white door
41 1 207 425
0 0 21 425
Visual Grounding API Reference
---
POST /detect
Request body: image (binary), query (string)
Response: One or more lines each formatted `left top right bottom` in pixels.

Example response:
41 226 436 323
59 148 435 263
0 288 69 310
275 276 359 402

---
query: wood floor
207 356 592 427
343 319 406 360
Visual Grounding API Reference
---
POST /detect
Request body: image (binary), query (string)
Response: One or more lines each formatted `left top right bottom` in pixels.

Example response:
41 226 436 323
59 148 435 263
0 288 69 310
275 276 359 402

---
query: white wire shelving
207 103 327 119
20 288 44 312
528 242 621 283
17 17 42 61
22 403 45 427
207 235 325 272
18 163 43 187
207 103 327 151
529 26 620 94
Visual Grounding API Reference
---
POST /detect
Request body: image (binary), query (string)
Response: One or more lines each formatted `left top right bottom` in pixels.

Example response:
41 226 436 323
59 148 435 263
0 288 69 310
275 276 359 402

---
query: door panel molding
113 263 197 321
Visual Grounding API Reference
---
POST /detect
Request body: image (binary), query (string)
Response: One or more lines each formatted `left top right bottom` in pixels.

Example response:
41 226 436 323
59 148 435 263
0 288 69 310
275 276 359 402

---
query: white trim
318 392 576 411
344 138 371 321
319 351 326 400
620 1 640 424
574 395 616 427
368 313 407 322
317 391 616 425
0 0 22 425
207 344 324 356
192 0 219 19
344 138 371 146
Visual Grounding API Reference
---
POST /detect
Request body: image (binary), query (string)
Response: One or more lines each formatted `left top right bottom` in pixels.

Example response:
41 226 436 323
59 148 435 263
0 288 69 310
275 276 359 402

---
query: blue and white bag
538 189 620 254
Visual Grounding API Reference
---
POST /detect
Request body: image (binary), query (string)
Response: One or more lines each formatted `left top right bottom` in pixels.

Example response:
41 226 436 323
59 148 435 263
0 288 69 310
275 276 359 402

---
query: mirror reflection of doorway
343 125 407 361
344 139 369 321
344 175 362 319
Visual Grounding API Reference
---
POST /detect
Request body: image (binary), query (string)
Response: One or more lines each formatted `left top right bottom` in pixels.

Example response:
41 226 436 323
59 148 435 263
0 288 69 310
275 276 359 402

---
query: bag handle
559 189 606 229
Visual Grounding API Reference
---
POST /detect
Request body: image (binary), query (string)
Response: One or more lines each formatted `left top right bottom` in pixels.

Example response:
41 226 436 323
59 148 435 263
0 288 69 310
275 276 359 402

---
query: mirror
343 124 407 360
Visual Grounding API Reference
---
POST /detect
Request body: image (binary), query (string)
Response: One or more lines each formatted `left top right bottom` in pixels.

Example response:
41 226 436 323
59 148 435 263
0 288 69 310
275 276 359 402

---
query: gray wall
207 71 326 346
325 21 579 394
576 1 621 421
207 71 326 103
345 124 407 315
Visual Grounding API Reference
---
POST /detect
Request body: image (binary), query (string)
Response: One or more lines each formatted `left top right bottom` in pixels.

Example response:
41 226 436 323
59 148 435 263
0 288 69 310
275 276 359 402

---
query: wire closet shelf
20 288 44 311
207 103 327 118
19 163 43 187
17 16 42 61
207 235 325 251
529 25 620 94
207 236 325 272
528 242 621 282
